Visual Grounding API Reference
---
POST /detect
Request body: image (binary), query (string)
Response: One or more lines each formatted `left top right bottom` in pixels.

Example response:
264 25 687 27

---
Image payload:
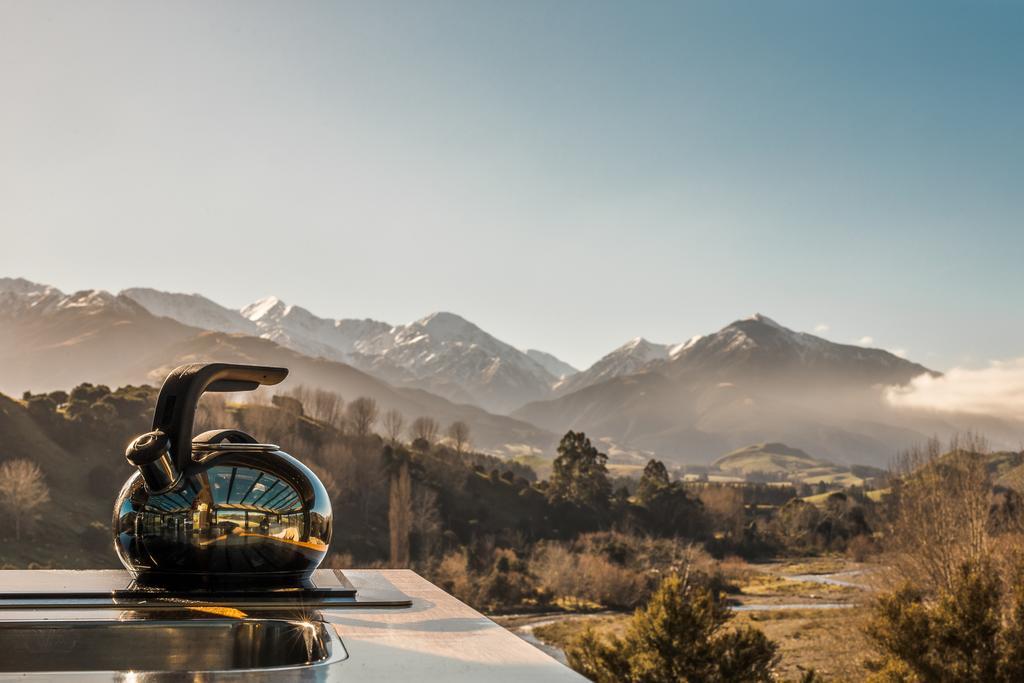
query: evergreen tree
567 572 778 682
548 431 612 511
637 458 671 505
382 445 413 567
637 458 706 538
865 560 1024 682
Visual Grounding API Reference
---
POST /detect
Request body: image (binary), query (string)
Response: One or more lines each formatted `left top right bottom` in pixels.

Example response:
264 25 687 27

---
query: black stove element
0 569 411 611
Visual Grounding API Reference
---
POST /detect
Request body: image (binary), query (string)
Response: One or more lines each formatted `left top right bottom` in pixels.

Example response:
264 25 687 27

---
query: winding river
504 567 869 663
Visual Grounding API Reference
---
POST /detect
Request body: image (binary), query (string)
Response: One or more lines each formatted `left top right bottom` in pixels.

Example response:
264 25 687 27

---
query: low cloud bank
886 359 1024 421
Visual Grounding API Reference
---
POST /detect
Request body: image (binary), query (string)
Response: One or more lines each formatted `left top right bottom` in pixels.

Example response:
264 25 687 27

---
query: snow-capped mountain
240 296 391 364
6 278 1020 467
120 287 570 413
0 277 53 298
0 279 199 392
554 336 670 395
1 278 146 318
355 312 559 412
0 278 556 454
663 314 931 386
514 314 947 467
0 277 63 313
549 314 934 397
121 288 257 335
235 302 562 411
526 349 578 380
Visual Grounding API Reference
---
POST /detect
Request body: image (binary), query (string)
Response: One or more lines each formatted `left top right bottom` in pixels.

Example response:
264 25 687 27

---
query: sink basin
0 617 346 675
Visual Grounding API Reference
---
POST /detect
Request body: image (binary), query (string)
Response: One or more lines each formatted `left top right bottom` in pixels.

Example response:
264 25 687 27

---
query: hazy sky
1 1 1021 371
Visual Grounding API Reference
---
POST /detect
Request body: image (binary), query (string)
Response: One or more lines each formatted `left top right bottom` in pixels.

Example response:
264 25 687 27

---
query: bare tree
409 416 439 447
382 409 406 445
311 388 345 430
885 432 998 593
195 393 235 432
446 421 471 454
411 486 442 561
284 385 345 430
0 459 51 541
320 440 386 527
346 397 379 438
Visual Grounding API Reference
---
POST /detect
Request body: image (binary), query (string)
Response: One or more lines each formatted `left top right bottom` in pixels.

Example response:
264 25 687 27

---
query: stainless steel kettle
113 363 332 586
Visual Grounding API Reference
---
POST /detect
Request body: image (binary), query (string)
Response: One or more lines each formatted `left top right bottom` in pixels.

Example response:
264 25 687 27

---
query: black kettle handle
152 363 288 470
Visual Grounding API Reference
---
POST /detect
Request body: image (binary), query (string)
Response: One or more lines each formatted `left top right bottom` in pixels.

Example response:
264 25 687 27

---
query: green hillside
712 442 869 487
715 443 827 475
0 385 152 568
0 381 599 569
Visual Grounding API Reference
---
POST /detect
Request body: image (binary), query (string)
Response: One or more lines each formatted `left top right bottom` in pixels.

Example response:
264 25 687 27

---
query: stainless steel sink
0 617 346 675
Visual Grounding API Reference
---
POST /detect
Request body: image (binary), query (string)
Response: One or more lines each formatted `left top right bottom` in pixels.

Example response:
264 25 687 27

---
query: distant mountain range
0 278 554 455
513 314 946 465
122 287 565 413
2 277 1021 467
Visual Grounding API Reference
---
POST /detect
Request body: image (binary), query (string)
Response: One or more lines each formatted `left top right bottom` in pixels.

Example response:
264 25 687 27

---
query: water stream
506 568 867 663
784 569 868 590
511 617 571 666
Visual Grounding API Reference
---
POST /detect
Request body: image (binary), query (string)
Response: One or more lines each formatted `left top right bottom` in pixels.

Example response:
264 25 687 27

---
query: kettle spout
126 430 182 494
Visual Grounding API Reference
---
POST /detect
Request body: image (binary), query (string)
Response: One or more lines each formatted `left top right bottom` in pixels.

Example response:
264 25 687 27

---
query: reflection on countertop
0 570 584 682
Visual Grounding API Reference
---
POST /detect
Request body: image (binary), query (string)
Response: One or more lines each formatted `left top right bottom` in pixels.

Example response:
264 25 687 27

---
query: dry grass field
508 557 875 681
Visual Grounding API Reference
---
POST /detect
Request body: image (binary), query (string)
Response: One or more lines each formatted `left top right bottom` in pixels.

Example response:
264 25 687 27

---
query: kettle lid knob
126 430 171 465
126 430 180 494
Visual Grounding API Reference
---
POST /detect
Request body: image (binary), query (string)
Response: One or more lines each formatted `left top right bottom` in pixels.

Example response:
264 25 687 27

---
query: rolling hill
713 443 826 477
710 442 881 487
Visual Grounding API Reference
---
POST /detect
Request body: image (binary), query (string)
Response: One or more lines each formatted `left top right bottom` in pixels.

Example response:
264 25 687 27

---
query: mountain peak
409 311 486 342
0 277 58 296
59 289 117 308
718 314 807 349
242 296 287 322
742 313 784 329
122 287 258 335
669 334 705 358
553 336 669 395
617 337 669 355
664 313 933 387
416 311 474 328
54 289 148 316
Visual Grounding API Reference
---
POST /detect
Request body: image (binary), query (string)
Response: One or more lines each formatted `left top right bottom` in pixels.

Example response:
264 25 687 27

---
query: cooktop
0 569 411 610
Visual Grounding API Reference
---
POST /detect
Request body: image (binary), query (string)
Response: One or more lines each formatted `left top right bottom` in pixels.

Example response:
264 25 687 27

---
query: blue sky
1 1 1021 371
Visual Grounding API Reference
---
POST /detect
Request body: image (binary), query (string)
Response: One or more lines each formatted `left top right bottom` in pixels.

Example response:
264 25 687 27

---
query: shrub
865 560 1024 682
565 573 778 682
846 534 877 562
531 543 646 609
574 551 646 608
531 533 719 610
433 549 475 604
475 548 535 611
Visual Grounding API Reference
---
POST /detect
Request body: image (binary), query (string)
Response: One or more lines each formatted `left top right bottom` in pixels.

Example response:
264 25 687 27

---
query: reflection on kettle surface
116 451 331 583
113 363 333 586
